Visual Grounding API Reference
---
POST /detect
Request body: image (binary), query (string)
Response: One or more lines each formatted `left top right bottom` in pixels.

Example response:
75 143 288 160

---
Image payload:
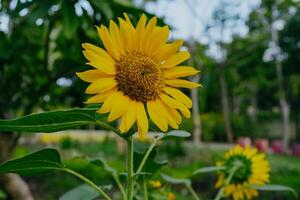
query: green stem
126 136 134 200
186 183 201 200
143 177 149 200
63 168 112 200
214 162 242 200
113 174 126 200
136 136 159 176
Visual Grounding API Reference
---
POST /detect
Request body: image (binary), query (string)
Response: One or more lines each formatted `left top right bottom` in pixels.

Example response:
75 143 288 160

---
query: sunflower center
225 155 252 184
115 52 164 102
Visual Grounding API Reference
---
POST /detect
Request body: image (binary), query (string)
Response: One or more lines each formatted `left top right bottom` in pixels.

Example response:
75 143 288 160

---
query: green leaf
164 130 191 138
0 149 64 175
249 184 298 199
192 166 226 175
160 173 191 186
59 184 99 200
0 108 100 133
133 149 167 179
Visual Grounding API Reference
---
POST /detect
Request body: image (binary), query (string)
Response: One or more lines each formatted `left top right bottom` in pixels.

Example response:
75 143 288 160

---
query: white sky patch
143 0 261 58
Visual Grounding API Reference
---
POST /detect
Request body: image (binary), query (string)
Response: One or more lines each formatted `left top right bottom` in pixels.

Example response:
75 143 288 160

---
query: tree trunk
219 66 234 143
191 74 202 145
0 133 34 200
271 0 290 153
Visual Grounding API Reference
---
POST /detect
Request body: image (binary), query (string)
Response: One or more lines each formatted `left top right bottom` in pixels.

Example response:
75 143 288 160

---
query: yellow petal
165 79 201 88
76 70 111 82
118 18 134 52
141 16 157 53
159 93 191 118
157 99 179 129
86 88 117 103
126 100 138 131
164 86 192 108
83 50 116 74
136 102 148 139
82 43 114 63
147 26 169 55
97 91 120 113
162 51 190 68
108 93 129 122
134 14 147 51
147 100 168 132
119 114 127 133
97 25 120 60
109 20 125 55
123 13 135 31
165 66 199 79
85 77 117 94
154 40 183 60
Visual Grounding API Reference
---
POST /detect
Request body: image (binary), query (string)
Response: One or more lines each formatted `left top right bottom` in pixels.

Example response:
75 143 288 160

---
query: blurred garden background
0 0 300 199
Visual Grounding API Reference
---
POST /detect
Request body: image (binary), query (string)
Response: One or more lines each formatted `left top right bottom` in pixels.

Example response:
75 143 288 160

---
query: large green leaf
59 184 99 200
0 108 100 133
0 149 64 175
192 166 226 175
249 184 298 199
160 173 191 186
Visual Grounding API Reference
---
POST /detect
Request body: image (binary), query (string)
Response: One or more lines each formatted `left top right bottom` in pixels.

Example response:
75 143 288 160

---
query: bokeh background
0 0 300 199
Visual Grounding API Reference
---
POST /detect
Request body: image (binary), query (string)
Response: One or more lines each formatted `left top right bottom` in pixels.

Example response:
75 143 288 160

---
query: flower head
215 145 270 200
167 192 176 200
150 180 162 188
77 13 200 139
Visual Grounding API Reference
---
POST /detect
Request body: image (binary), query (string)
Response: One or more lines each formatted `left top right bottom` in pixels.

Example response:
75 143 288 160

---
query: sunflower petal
164 86 192 108
86 88 117 104
97 25 120 60
165 79 201 88
108 93 129 122
165 66 199 79
147 100 168 132
85 78 117 94
76 70 111 82
162 51 190 68
136 102 148 139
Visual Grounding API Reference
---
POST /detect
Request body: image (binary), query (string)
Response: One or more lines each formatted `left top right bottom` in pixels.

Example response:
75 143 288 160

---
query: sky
140 0 260 44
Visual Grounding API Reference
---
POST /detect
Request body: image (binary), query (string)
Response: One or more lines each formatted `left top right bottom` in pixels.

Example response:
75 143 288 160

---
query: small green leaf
0 149 64 175
0 108 99 133
192 166 226 175
59 184 99 200
249 184 298 199
160 173 191 186
164 130 191 138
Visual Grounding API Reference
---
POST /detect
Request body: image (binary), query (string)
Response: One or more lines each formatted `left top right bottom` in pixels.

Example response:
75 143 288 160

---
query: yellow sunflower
76 13 200 139
215 145 270 200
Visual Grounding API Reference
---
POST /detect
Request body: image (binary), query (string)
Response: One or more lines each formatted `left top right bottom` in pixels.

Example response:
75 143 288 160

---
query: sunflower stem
126 136 134 200
214 161 242 200
143 177 149 200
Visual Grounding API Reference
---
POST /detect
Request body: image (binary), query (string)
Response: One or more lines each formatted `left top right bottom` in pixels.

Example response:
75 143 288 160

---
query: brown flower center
115 52 164 102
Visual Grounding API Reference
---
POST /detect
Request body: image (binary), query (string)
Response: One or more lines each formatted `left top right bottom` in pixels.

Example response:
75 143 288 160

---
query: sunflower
76 13 200 139
215 145 270 200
